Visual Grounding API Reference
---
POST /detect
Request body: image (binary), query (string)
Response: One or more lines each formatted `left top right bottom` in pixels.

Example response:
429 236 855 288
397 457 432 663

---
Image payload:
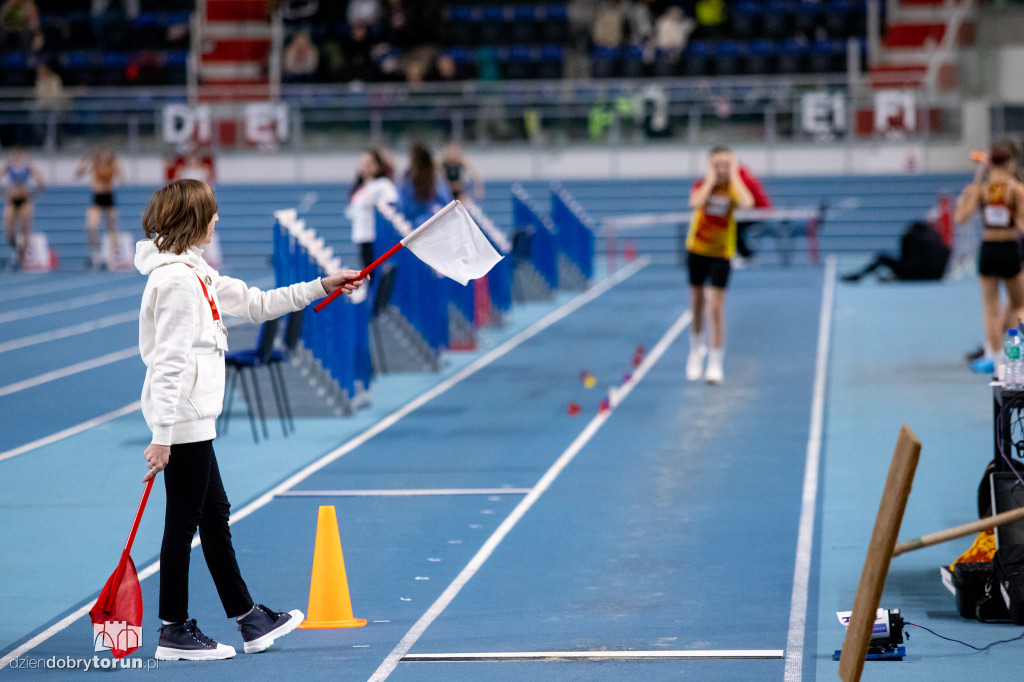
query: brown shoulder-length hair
409 144 436 202
142 179 218 254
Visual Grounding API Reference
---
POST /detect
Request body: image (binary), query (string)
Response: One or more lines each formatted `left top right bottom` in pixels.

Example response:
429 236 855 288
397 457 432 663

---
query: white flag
400 201 503 285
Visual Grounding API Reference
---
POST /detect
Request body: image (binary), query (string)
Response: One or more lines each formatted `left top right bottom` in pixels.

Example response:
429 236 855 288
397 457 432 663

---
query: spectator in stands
954 142 1024 375
347 0 381 28
33 60 66 111
625 0 654 45
91 0 131 51
685 145 754 385
76 147 125 270
383 0 410 48
694 0 726 39
0 0 40 53
283 30 319 82
397 143 452 227
592 0 625 49
348 147 397 269
652 6 693 74
1 148 45 270
441 140 484 202
428 53 458 82
342 21 376 81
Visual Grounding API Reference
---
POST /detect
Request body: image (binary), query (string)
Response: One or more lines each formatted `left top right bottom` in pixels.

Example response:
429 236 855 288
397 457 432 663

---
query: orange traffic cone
298 506 367 629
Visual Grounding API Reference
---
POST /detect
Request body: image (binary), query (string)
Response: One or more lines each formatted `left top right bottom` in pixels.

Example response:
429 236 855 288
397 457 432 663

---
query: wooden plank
893 504 1024 557
838 425 921 682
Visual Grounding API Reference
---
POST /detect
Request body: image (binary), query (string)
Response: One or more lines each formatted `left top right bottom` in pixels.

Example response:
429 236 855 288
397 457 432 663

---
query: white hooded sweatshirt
135 239 327 445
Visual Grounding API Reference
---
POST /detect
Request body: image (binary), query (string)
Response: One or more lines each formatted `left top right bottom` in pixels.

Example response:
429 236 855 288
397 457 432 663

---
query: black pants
359 242 374 270
159 440 252 623
735 221 756 259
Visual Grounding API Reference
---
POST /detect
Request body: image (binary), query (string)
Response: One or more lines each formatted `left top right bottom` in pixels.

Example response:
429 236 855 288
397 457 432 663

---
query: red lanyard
188 267 220 321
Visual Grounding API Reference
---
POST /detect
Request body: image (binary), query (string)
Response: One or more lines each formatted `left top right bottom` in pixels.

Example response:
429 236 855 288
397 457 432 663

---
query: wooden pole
838 425 921 682
893 504 1024 557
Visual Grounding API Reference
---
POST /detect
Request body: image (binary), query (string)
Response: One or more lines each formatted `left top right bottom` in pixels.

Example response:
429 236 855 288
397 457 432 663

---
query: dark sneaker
155 619 236 661
238 604 304 654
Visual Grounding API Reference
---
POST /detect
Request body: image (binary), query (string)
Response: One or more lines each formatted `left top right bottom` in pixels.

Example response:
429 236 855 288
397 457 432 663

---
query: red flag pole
97 478 154 614
314 242 404 313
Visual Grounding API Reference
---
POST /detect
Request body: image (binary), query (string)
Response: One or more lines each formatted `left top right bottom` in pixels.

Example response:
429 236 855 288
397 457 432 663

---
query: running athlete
685 146 754 384
0 148 45 269
76 147 124 269
441 140 484 202
955 142 1024 375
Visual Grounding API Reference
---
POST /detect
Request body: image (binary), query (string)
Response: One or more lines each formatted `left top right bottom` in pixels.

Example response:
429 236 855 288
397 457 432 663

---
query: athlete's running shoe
705 352 724 385
238 604 303 654
971 356 996 375
155 619 236 661
686 345 707 381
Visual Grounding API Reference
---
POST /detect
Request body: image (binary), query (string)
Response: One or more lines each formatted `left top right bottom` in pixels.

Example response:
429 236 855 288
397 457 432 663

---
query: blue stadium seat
746 39 776 76
683 40 712 77
59 50 95 86
794 1 823 37
481 5 508 46
622 43 644 78
763 0 792 41
447 6 478 47
162 50 188 85
777 38 808 74
539 44 564 79
714 40 747 76
504 44 536 80
823 0 853 39
730 1 760 41
809 39 844 73
591 45 619 79
0 52 33 87
541 4 569 43
512 5 538 44
98 52 128 85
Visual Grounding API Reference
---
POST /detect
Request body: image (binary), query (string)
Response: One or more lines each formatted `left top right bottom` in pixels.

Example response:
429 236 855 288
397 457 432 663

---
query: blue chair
98 52 128 85
220 311 304 442
730 1 760 40
763 0 793 41
541 4 569 43
0 52 33 87
809 39 843 73
539 44 564 79
512 4 538 44
714 40 747 76
60 50 95 86
683 40 712 77
823 0 853 39
794 1 823 37
622 43 645 78
592 45 619 79
448 5 477 46
505 44 535 80
778 38 809 74
747 39 776 76
481 5 507 46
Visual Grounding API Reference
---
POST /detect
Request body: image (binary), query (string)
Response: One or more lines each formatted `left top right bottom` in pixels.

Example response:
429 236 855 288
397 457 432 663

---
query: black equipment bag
947 562 1010 621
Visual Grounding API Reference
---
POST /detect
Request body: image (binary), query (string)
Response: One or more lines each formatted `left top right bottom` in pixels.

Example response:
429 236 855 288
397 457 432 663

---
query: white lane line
276 488 532 497
0 311 139 354
0 257 651 671
368 307 693 682
0 284 142 324
0 274 131 303
404 650 784 661
0 401 141 464
783 255 836 682
0 347 139 398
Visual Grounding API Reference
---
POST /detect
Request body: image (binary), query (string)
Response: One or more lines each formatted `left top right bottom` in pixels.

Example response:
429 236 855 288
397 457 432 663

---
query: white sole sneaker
704 364 723 385
243 609 304 654
686 346 707 381
155 644 236 661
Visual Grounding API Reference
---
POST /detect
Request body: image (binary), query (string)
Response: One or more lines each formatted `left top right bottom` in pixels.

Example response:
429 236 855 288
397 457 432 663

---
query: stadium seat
794 1 823 38
59 50 95 86
541 4 569 44
777 38 808 74
162 50 188 85
746 39 776 76
730 1 760 41
97 52 128 86
480 5 508 46
809 39 844 73
683 40 712 77
622 43 645 78
762 0 792 41
714 40 747 76
447 6 478 47
538 44 564 79
823 0 853 40
512 5 538 44
0 52 33 87
504 45 536 80
591 45 619 79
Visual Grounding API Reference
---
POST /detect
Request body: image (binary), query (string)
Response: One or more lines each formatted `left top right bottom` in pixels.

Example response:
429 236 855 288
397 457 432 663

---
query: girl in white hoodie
135 179 364 661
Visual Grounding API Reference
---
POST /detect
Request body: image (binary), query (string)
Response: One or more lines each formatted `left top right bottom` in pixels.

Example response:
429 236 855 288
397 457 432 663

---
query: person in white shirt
136 179 365 661
348 147 396 268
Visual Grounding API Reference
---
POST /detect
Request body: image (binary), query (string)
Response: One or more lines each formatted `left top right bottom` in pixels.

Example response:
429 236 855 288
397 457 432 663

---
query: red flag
89 478 153 659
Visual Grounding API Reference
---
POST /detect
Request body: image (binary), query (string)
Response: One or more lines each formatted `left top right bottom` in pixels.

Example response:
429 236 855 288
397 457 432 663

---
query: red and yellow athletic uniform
977 181 1022 279
687 181 738 259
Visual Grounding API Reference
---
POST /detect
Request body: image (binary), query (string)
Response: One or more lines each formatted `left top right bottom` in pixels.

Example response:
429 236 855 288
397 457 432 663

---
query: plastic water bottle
1005 329 1024 388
